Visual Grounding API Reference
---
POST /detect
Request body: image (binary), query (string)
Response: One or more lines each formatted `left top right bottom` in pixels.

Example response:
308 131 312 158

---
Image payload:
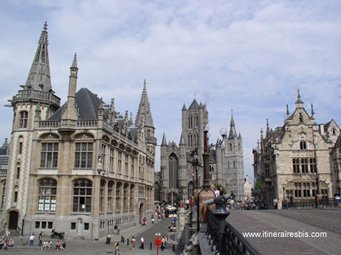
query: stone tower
213 112 245 201
160 99 208 204
2 22 61 228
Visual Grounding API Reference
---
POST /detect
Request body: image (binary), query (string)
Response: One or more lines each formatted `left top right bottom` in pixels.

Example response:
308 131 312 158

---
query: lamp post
154 233 162 255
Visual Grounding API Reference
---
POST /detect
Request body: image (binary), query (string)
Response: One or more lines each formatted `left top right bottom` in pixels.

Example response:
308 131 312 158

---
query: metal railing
287 198 339 209
206 208 261 255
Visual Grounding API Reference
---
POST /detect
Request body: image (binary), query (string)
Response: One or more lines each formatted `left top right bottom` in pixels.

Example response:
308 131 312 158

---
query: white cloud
0 0 340 176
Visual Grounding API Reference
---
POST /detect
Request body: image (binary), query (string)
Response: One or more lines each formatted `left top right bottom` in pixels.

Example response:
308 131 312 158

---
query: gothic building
159 99 244 204
253 92 340 208
1 23 156 239
211 114 245 201
0 139 9 215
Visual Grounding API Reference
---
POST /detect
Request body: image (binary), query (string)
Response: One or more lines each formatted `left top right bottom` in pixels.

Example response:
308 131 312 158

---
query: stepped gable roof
49 88 101 121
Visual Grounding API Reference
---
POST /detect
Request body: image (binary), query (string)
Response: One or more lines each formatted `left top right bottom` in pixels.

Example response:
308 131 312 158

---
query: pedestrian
140 236 144 249
131 236 136 250
29 232 35 246
273 198 278 209
152 218 155 224
334 190 340 207
38 231 43 246
114 241 120 255
161 236 165 251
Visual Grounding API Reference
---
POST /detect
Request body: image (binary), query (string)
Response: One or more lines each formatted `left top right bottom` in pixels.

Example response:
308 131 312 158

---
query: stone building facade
1 23 156 239
159 99 244 204
211 114 245 201
253 92 340 208
0 139 9 217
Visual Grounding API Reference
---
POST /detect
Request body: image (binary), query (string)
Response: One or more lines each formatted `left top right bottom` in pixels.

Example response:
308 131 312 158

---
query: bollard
121 236 125 243
127 238 129 246
150 242 152 250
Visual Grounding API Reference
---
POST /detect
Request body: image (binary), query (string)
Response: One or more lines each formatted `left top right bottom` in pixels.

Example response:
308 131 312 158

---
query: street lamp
154 233 162 255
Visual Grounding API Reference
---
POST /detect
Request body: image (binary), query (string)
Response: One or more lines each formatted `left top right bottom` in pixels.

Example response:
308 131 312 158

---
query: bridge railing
206 202 261 255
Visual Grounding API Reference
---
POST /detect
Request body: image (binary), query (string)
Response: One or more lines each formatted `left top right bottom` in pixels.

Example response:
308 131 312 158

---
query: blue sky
0 0 340 177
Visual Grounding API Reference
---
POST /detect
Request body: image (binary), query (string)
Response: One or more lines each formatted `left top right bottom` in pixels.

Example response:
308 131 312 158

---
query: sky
0 0 340 178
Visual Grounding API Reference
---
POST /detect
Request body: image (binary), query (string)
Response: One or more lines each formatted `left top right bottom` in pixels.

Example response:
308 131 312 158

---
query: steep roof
24 22 52 92
49 88 101 121
135 80 154 128
188 99 199 110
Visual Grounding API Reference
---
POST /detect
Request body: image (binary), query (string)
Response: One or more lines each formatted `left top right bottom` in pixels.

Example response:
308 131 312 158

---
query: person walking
114 241 120 255
140 236 144 249
29 233 35 246
38 231 43 246
131 236 136 250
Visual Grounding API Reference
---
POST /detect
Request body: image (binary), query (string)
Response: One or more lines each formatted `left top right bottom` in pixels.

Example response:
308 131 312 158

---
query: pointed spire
161 133 167 146
311 104 315 117
266 118 270 133
25 21 52 92
228 109 237 139
179 131 186 145
62 54 79 121
295 90 304 109
135 80 154 128
286 104 290 116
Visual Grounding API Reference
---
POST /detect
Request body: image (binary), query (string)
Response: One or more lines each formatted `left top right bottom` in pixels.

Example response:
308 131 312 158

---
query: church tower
2 22 60 229
159 99 208 204
213 111 244 201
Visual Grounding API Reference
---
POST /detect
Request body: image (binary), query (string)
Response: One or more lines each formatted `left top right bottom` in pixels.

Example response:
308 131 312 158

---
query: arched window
19 111 28 128
73 179 92 212
38 178 57 212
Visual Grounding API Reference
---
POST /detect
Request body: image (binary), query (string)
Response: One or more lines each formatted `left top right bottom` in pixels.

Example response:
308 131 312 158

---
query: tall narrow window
117 152 122 173
16 167 20 179
301 158 309 173
300 141 307 150
125 154 129 175
293 158 300 174
294 183 302 197
0 182 6 209
38 178 57 212
19 141 23 154
73 179 92 212
75 143 93 169
40 143 59 168
116 183 122 212
19 111 28 128
107 182 113 212
130 185 135 212
101 144 106 170
109 148 114 173
123 184 129 211
309 158 316 173
99 180 105 213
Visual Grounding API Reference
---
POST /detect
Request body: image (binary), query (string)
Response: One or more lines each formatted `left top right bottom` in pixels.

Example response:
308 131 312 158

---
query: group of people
1 225 14 250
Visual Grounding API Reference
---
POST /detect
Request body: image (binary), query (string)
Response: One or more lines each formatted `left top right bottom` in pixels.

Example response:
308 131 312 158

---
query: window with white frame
38 179 57 212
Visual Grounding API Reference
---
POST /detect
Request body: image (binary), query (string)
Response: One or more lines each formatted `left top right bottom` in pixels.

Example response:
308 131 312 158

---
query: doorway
8 210 18 229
